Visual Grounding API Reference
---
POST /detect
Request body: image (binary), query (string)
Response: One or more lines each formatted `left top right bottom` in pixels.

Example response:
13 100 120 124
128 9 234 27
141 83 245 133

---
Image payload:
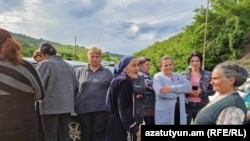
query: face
160 59 173 76
139 61 150 73
189 56 201 70
34 55 44 62
210 68 235 94
88 53 101 67
124 58 139 80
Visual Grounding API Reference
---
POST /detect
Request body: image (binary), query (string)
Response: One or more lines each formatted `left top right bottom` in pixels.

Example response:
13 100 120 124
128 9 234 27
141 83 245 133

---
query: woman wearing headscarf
0 28 45 141
193 62 248 125
106 56 141 141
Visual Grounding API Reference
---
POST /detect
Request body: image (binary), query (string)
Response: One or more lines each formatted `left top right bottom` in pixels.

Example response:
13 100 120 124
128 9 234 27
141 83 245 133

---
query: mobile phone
192 86 198 90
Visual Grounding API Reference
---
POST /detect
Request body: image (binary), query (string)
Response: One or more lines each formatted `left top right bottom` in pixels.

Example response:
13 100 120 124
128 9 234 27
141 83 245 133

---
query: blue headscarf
114 56 135 77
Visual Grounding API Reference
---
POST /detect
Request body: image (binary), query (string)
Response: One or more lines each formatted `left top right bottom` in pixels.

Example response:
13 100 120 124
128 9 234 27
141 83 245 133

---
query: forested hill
11 32 123 63
134 0 250 75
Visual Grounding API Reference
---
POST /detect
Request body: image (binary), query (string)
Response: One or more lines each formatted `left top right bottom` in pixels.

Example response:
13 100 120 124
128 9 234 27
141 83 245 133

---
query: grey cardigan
153 72 192 125
37 55 78 114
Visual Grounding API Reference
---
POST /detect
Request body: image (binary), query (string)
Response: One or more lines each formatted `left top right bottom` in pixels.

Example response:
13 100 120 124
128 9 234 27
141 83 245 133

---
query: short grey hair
214 62 248 87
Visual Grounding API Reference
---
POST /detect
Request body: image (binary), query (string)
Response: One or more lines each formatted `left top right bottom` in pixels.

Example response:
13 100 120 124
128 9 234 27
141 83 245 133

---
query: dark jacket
106 75 139 141
181 69 214 104
75 65 113 114
133 75 146 125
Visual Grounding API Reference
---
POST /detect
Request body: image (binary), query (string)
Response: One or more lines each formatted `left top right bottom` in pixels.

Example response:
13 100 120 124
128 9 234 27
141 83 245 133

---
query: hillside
11 32 123 63
133 0 250 75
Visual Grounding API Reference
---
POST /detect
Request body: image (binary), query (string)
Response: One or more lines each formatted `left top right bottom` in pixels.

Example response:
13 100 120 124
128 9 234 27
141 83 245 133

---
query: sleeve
204 71 215 96
216 107 245 125
21 59 45 100
133 75 146 95
37 62 51 90
170 74 192 94
153 73 177 99
118 79 139 134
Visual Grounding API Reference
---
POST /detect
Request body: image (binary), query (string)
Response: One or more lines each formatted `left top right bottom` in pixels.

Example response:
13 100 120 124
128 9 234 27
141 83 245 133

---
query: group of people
0 27 250 141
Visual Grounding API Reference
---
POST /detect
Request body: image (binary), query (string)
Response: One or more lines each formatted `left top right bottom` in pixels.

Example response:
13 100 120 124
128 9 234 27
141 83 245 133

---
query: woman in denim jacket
181 51 215 125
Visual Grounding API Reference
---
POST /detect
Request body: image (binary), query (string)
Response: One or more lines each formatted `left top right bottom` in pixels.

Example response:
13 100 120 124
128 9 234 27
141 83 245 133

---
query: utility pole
74 36 76 57
202 0 209 69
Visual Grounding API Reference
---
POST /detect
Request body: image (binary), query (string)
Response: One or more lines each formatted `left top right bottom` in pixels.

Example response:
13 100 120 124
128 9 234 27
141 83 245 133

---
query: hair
214 62 248 87
187 51 203 67
87 47 102 57
32 50 41 58
158 55 173 68
138 56 150 65
39 42 57 55
0 28 23 65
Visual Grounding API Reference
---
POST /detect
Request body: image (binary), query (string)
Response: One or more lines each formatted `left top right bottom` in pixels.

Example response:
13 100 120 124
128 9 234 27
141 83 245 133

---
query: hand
192 88 201 97
159 86 171 94
247 112 250 120
189 89 201 97
135 128 141 137
136 94 143 98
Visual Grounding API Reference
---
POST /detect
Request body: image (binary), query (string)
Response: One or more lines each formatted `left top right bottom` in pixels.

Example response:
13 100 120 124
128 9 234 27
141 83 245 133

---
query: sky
0 0 207 55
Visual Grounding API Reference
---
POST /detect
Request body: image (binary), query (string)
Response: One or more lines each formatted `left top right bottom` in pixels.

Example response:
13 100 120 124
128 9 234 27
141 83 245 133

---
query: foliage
134 0 250 76
12 33 122 64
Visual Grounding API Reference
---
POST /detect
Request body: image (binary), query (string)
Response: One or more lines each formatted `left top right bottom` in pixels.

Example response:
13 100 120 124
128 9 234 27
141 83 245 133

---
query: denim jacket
181 69 215 104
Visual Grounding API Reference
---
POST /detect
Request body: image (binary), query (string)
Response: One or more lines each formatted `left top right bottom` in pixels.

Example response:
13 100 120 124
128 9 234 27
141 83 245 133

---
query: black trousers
42 113 71 141
78 111 109 141
174 98 180 125
186 102 206 125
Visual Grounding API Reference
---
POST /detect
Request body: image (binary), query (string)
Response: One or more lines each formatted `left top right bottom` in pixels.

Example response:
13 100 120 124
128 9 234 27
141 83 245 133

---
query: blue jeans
42 113 71 141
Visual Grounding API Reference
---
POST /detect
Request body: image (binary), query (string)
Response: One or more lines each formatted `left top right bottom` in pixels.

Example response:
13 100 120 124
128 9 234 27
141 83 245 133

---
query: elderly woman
106 56 141 141
153 55 192 125
75 47 113 141
193 62 248 125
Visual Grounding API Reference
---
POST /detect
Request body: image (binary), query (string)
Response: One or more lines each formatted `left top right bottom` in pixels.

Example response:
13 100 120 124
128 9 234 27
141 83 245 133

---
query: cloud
1 0 207 55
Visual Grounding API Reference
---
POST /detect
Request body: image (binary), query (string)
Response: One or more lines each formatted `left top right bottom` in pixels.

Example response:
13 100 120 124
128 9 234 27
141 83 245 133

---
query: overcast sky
0 0 207 55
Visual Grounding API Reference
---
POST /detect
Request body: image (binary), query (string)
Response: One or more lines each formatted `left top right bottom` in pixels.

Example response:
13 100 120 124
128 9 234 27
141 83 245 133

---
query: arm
133 75 146 98
118 79 139 135
170 73 192 94
216 107 245 125
36 62 51 90
153 73 178 99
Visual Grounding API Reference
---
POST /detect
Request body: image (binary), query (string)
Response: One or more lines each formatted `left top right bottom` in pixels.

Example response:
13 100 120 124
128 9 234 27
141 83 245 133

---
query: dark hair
138 57 150 65
187 51 203 67
0 28 23 65
39 42 57 55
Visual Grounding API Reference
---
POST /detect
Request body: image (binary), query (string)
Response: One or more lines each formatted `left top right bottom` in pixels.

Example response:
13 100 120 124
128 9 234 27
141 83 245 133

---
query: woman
153 55 192 125
138 56 155 125
33 49 44 63
193 62 248 125
75 47 113 141
37 42 78 141
0 28 45 140
106 56 141 141
181 51 214 124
